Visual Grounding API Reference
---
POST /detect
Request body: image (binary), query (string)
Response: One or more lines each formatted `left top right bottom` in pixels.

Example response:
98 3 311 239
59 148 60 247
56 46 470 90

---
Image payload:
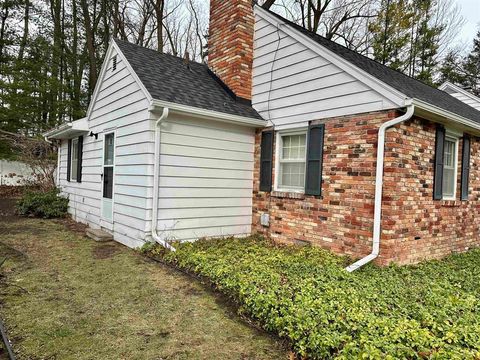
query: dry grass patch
0 216 286 360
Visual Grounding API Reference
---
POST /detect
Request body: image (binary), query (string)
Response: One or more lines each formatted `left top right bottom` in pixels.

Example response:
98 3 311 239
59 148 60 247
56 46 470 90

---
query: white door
101 132 115 222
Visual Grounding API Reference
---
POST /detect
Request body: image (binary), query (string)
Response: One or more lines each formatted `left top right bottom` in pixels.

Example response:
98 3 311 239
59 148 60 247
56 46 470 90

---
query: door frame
101 130 116 226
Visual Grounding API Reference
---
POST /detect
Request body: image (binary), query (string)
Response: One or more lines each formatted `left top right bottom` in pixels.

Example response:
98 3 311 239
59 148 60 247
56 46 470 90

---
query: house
45 0 480 270
439 82 480 112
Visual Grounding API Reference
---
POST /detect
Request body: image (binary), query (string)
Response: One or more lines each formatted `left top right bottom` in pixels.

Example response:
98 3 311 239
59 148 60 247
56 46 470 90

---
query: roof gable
258 7 480 125
252 10 405 128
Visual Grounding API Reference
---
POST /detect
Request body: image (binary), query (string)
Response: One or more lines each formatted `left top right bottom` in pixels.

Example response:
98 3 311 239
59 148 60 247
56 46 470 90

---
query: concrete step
86 228 113 242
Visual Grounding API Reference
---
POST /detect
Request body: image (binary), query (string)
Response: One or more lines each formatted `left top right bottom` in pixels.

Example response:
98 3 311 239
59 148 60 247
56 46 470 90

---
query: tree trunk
80 0 98 103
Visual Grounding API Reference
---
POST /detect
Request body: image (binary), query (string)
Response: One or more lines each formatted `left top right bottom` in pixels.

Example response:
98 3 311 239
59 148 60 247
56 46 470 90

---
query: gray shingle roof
265 9 480 125
114 39 263 120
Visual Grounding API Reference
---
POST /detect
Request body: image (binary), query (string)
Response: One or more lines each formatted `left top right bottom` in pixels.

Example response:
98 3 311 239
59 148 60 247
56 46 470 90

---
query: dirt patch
53 218 88 236
0 241 27 261
92 244 120 259
0 223 48 237
0 185 26 199
0 198 17 218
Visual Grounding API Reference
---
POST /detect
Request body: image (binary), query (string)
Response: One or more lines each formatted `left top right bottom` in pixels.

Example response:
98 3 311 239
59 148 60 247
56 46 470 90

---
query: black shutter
77 136 83 183
67 139 72 182
433 125 445 200
259 130 274 192
461 135 471 201
305 123 325 196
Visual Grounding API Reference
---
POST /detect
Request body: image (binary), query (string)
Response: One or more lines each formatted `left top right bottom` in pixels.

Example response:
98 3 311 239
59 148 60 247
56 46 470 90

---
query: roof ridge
113 38 208 68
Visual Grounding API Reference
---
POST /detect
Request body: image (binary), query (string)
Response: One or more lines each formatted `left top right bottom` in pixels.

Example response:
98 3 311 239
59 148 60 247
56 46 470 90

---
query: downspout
56 146 61 187
345 105 414 272
151 107 176 252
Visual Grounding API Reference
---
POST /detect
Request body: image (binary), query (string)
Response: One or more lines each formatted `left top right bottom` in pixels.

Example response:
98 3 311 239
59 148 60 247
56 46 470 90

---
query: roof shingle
115 39 263 120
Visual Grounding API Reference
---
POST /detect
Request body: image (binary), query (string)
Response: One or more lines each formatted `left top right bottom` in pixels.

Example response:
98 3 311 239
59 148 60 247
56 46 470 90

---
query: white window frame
70 138 79 183
274 129 308 193
442 131 460 200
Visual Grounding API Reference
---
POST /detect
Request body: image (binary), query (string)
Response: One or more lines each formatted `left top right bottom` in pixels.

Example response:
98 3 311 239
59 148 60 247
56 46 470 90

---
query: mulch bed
0 186 25 199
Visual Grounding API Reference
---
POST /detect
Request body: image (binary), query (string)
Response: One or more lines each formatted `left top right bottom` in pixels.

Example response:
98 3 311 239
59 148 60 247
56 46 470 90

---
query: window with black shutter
433 125 445 200
77 136 83 183
67 139 72 182
305 124 325 196
461 135 471 201
434 125 462 200
259 130 274 192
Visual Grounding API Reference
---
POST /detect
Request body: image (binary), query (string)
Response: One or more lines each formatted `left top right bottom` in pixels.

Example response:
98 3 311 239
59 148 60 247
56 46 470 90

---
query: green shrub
152 237 480 359
16 188 69 218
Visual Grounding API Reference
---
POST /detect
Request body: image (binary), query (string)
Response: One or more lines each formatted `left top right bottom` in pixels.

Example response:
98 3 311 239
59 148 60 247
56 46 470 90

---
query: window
103 133 115 200
278 133 307 191
104 133 114 166
71 138 78 182
442 136 458 199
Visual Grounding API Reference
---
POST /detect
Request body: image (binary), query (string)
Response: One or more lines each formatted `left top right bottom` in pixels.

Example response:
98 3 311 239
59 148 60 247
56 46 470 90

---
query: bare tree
0 130 57 191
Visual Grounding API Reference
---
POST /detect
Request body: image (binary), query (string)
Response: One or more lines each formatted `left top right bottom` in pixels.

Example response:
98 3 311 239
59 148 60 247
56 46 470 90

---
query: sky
457 0 479 49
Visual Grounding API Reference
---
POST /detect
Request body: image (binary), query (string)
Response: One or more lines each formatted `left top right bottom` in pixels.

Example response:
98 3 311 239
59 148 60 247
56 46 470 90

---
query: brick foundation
252 111 480 265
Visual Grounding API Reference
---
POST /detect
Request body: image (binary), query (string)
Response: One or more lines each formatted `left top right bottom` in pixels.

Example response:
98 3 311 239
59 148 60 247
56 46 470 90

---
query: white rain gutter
151 107 176 252
345 105 414 272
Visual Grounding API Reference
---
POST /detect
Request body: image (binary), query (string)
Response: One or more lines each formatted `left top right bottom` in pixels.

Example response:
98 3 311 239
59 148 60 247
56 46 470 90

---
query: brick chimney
208 0 254 100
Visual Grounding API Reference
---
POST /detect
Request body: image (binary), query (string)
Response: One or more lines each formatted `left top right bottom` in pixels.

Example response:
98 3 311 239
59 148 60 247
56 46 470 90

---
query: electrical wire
265 23 283 217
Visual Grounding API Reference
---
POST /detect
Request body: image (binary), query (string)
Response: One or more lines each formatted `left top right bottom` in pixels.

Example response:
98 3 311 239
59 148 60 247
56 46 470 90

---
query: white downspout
345 105 414 272
151 107 176 252
56 145 61 187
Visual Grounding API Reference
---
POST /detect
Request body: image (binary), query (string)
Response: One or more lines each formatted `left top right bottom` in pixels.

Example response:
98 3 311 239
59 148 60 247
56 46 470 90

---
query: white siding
252 15 399 128
58 46 152 248
443 88 480 111
155 114 255 242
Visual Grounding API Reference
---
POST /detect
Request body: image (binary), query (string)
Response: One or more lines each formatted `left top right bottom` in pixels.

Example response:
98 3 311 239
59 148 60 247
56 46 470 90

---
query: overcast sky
457 0 479 49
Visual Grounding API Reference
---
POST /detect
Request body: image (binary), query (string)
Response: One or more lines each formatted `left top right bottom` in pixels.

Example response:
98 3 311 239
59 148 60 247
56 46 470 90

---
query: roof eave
44 118 90 140
439 82 480 104
413 98 480 135
149 99 266 128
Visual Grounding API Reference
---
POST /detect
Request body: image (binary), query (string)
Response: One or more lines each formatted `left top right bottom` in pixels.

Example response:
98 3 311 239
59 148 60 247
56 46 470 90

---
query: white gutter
43 123 72 139
150 99 266 128
345 105 414 272
412 98 480 133
151 107 176 252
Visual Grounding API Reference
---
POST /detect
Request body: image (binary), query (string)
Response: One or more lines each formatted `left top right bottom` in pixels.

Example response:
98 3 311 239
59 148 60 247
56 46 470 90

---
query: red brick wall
252 111 398 262
252 111 480 266
208 0 254 100
382 116 480 264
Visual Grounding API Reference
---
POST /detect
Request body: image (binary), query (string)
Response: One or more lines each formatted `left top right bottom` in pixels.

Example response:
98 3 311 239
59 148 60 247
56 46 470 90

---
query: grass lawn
154 237 480 359
0 214 287 359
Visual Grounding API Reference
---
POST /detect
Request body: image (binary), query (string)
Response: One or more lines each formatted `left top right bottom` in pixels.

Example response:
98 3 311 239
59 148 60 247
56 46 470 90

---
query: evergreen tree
369 0 412 70
437 50 466 86
409 0 444 85
463 30 480 96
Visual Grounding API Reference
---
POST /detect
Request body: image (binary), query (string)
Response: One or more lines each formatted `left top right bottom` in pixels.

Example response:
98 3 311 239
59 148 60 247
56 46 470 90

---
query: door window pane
104 133 114 165
103 167 113 199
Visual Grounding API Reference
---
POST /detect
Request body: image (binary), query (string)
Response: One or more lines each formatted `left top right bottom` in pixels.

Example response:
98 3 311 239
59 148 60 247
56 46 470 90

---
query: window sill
271 191 305 199
440 199 462 207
